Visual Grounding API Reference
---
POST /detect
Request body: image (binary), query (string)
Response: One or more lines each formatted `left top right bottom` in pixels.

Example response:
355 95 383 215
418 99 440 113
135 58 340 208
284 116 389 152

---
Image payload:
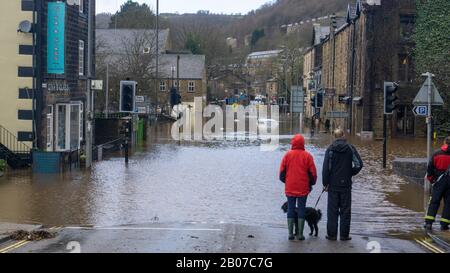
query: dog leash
314 189 326 209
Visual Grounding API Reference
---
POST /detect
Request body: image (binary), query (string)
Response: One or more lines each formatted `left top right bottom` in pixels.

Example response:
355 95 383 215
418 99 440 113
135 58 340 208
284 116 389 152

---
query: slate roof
158 54 205 80
96 28 170 54
313 24 330 45
247 50 283 60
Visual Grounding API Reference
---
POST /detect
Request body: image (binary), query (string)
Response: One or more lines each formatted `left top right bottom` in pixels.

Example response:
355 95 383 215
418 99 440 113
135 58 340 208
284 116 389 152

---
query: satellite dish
18 20 32 33
67 0 77 6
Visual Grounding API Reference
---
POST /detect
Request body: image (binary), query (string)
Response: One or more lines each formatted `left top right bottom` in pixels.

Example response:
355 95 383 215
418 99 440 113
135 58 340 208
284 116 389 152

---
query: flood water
0 116 434 240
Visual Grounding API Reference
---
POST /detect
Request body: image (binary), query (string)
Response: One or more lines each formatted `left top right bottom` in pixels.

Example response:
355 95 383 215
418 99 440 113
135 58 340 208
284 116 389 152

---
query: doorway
396 105 415 136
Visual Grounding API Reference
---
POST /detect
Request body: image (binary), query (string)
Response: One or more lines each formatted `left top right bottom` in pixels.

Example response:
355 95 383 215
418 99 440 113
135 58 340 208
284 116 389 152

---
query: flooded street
0 118 431 240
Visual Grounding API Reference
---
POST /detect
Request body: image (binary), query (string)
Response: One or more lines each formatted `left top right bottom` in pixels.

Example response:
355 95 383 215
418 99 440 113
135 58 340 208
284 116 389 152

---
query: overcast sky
96 0 272 15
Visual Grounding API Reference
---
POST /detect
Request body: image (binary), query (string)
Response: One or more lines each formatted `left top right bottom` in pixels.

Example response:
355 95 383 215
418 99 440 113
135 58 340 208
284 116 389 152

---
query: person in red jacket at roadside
425 136 450 231
279 134 317 240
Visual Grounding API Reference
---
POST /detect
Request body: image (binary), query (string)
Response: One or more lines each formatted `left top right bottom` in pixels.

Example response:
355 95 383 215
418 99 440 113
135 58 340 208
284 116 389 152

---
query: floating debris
10 230 57 241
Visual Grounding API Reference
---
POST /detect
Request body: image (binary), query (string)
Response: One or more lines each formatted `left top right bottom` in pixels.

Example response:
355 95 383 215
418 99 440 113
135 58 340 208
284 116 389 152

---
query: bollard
98 145 103 161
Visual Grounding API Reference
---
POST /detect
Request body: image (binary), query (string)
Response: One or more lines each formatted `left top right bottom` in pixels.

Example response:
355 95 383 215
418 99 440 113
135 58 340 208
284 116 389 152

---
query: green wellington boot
287 218 295 240
297 218 306 241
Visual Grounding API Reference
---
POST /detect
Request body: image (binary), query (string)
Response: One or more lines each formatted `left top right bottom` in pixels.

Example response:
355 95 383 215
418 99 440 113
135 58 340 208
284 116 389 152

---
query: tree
96 30 163 111
250 29 265 48
414 0 450 126
170 14 230 65
184 33 203 54
109 1 158 29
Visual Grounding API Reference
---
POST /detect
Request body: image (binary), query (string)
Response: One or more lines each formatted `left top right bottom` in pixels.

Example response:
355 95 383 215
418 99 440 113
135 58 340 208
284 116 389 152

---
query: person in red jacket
279 134 317 240
425 136 450 231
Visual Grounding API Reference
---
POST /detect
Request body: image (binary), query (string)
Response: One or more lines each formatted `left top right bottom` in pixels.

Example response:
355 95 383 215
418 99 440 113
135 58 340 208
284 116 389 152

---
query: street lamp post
155 0 159 113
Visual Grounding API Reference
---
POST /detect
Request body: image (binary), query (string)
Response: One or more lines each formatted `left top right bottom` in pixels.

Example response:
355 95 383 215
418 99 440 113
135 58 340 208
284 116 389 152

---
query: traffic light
310 95 316 108
316 91 324 108
384 81 399 115
120 81 136 113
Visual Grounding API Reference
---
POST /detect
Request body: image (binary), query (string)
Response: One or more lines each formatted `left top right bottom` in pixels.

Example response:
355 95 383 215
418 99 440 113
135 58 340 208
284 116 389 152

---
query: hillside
95 0 352 62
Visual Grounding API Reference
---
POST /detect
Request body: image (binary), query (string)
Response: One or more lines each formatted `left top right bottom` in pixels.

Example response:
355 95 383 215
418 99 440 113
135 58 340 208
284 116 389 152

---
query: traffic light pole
383 113 387 169
425 72 434 205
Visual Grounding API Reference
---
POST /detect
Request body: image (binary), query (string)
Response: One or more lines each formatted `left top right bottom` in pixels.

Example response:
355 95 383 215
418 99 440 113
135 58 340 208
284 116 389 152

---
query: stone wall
392 157 428 186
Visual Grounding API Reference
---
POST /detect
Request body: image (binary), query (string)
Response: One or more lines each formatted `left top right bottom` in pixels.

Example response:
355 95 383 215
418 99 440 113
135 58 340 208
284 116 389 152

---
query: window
78 0 84 14
79 40 85 76
46 106 53 151
188 81 195 92
55 102 83 151
70 105 80 150
400 15 415 40
398 54 413 83
159 81 166 91
56 105 67 151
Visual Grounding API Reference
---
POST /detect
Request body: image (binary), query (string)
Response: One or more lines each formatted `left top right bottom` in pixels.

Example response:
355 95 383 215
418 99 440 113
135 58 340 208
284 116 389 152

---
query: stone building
0 0 95 168
305 0 420 138
157 53 207 107
246 50 282 97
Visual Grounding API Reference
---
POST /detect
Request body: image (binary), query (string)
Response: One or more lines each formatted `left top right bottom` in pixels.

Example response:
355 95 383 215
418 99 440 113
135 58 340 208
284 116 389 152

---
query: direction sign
413 105 428 116
413 80 444 106
291 86 304 114
136 96 145 103
326 111 349 119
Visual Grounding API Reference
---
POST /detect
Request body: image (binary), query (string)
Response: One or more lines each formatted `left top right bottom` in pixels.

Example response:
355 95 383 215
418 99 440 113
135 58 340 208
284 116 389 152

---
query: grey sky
96 0 272 15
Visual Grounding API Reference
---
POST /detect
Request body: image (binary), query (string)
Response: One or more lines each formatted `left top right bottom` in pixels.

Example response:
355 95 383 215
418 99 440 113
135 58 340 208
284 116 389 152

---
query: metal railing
0 125 32 154
92 137 125 161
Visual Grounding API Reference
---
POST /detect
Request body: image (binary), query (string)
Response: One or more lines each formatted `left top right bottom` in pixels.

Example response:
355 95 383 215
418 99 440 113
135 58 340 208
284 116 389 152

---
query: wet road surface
1 222 427 253
0 118 433 245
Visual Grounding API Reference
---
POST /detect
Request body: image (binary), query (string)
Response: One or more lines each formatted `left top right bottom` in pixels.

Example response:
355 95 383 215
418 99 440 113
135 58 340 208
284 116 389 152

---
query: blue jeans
287 196 307 219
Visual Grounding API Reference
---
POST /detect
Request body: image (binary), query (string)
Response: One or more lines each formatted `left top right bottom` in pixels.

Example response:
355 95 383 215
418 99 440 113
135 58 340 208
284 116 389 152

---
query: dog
281 202 322 237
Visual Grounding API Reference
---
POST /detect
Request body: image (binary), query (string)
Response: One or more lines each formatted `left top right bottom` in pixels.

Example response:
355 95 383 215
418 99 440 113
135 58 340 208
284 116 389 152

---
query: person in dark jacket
322 129 363 241
280 134 318 241
424 136 450 231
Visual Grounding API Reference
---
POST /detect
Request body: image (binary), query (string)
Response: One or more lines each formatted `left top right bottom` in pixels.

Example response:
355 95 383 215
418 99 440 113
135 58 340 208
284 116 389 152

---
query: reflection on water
0 118 430 239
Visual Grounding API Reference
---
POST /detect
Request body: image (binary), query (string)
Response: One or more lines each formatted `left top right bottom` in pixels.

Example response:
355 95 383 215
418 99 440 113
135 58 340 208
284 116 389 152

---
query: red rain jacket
280 134 317 197
427 144 450 183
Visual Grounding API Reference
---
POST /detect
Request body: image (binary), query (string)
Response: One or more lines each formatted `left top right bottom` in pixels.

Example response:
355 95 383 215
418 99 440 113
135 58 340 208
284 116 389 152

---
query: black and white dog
281 202 322 237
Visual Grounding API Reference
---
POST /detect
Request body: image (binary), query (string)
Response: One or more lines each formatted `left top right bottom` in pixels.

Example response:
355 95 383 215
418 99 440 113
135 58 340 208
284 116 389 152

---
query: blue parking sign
413 105 428 116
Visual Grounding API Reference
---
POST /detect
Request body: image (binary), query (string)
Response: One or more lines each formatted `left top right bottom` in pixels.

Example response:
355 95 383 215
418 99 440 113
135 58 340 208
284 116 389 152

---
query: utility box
32 151 61 173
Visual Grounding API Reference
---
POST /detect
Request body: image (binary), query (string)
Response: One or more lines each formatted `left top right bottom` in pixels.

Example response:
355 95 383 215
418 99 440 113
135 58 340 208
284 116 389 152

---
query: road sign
413 80 444 106
326 111 349 119
413 105 428 116
91 80 103 90
291 86 304 113
325 88 336 97
136 96 145 103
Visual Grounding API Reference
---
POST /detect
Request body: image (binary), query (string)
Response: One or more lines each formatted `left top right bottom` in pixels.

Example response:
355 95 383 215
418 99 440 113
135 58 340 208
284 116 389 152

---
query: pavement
0 222 431 253
0 222 42 244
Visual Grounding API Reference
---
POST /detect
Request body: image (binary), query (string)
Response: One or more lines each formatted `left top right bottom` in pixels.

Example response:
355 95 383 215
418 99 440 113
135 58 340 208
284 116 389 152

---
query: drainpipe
348 20 357 134
32 1 37 150
85 0 93 168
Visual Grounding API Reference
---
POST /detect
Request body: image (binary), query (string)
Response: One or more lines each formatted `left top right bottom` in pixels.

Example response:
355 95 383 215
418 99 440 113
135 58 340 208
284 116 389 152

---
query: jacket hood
291 134 305 150
330 139 350 153
442 144 450 153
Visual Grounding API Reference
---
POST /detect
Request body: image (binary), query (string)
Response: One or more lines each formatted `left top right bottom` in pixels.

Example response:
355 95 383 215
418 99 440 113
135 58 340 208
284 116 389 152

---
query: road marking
415 238 445 253
421 239 445 253
65 226 222 232
0 226 61 253
0 240 28 253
